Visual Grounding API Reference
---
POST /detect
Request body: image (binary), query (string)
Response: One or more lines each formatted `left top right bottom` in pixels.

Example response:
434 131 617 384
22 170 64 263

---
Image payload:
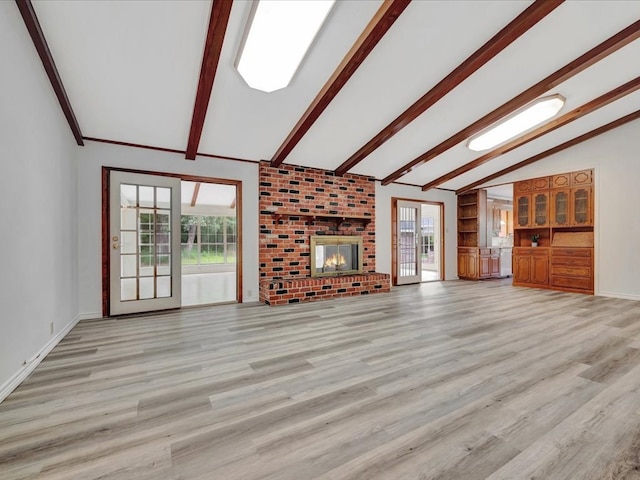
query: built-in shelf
269 210 372 228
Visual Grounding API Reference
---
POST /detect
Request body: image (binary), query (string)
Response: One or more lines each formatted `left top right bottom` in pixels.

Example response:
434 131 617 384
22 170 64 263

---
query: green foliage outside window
181 215 236 265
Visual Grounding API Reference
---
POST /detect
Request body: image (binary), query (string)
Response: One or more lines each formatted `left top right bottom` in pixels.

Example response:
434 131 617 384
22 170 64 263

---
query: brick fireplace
259 161 390 305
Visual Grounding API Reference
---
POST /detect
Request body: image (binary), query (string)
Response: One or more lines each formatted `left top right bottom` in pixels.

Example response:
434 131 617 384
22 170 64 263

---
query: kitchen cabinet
458 247 478 279
515 191 548 228
515 194 531 228
513 248 549 286
513 169 594 295
550 187 592 227
550 248 593 293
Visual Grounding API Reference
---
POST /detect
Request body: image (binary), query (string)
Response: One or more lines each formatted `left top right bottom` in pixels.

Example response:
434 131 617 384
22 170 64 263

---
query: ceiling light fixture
236 0 336 93
467 94 566 151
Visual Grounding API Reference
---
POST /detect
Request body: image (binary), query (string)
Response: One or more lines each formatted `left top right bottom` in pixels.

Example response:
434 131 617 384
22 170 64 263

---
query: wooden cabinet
531 191 549 227
571 169 593 186
531 176 550 191
490 249 500 277
571 187 593 226
516 191 549 228
550 186 593 227
551 173 571 189
515 194 531 228
550 188 570 227
513 169 594 295
457 189 487 247
458 247 479 279
513 248 549 286
550 248 593 293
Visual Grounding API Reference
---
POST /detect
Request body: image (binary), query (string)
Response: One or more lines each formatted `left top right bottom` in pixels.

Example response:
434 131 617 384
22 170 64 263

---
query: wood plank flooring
3 280 640 479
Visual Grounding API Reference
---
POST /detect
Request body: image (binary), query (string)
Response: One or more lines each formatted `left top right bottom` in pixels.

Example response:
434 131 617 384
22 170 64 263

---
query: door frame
391 197 445 286
102 167 243 317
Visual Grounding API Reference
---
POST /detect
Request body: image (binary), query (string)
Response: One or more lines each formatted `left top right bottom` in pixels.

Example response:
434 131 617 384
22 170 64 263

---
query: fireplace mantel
269 210 372 228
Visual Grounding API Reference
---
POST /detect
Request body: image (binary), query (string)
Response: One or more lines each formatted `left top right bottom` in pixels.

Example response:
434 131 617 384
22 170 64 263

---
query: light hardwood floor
3 280 640 479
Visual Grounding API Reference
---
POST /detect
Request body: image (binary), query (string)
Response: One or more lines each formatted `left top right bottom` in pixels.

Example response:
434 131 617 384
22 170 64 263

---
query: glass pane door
397 200 421 285
110 171 181 315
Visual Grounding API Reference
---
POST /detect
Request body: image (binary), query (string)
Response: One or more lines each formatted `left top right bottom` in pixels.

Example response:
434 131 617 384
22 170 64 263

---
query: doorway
180 181 237 306
393 198 444 286
104 168 242 316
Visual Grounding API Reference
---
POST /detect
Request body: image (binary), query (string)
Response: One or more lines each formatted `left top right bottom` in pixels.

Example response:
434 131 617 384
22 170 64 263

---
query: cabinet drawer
551 256 592 267
480 248 491 255
550 276 592 290
551 265 591 277
552 248 592 257
515 248 548 256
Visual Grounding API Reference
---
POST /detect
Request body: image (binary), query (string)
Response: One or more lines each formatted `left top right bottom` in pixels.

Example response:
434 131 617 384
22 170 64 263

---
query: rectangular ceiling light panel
236 0 336 93
467 94 565 151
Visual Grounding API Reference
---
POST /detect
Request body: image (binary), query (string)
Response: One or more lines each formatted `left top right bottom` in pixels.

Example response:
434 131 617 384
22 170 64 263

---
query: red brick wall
259 161 376 282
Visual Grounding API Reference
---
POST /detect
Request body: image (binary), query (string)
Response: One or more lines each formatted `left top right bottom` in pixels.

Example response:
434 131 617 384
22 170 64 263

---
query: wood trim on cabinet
456 109 640 194
15 0 84 146
334 0 562 176
422 76 640 191
382 19 640 186
185 0 233 160
271 0 411 167
101 167 244 317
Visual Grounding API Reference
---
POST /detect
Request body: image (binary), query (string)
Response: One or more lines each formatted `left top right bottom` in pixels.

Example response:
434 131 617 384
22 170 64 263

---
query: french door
109 171 181 315
396 200 421 285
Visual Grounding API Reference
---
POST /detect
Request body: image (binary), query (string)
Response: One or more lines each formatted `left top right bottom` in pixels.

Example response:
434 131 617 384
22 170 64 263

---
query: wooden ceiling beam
190 182 201 207
185 0 233 160
333 0 563 176
270 0 411 168
422 76 640 191
15 0 84 146
381 19 640 185
456 109 640 194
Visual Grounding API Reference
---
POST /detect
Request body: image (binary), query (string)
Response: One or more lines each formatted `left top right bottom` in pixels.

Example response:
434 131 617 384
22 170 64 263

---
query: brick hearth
259 161 390 305
259 273 390 306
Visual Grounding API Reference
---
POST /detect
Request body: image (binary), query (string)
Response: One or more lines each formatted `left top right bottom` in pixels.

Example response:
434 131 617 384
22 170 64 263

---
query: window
180 215 236 265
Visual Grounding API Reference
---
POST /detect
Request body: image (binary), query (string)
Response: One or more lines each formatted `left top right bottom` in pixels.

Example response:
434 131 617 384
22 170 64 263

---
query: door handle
112 243 120 249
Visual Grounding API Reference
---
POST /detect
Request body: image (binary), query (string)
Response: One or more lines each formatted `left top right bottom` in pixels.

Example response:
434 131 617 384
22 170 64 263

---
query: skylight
467 94 566 152
236 0 336 93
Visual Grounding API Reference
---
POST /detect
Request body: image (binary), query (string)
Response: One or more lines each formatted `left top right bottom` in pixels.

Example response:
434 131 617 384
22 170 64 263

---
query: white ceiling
181 181 235 207
31 0 640 190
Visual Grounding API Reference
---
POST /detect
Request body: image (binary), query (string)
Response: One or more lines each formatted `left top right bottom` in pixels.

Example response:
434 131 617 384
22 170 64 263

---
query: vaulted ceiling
25 0 640 192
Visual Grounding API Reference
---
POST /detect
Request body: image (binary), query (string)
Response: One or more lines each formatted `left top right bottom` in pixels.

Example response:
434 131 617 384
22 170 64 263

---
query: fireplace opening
311 235 363 277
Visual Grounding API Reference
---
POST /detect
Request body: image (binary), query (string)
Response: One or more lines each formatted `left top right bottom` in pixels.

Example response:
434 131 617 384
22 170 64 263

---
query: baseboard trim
598 291 640 302
77 312 103 321
0 313 81 404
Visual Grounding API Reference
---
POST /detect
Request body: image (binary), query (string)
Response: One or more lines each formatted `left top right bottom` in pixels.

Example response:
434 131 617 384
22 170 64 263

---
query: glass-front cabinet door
550 189 570 227
571 187 592 226
532 192 548 227
516 194 530 228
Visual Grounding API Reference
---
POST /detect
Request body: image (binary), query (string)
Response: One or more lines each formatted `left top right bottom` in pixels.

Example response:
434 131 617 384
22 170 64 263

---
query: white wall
480 120 640 300
375 183 457 281
0 2 79 400
76 142 259 317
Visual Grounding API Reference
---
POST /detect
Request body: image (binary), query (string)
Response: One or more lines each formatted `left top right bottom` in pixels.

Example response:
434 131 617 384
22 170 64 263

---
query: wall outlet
247 289 253 297
50 322 54 335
